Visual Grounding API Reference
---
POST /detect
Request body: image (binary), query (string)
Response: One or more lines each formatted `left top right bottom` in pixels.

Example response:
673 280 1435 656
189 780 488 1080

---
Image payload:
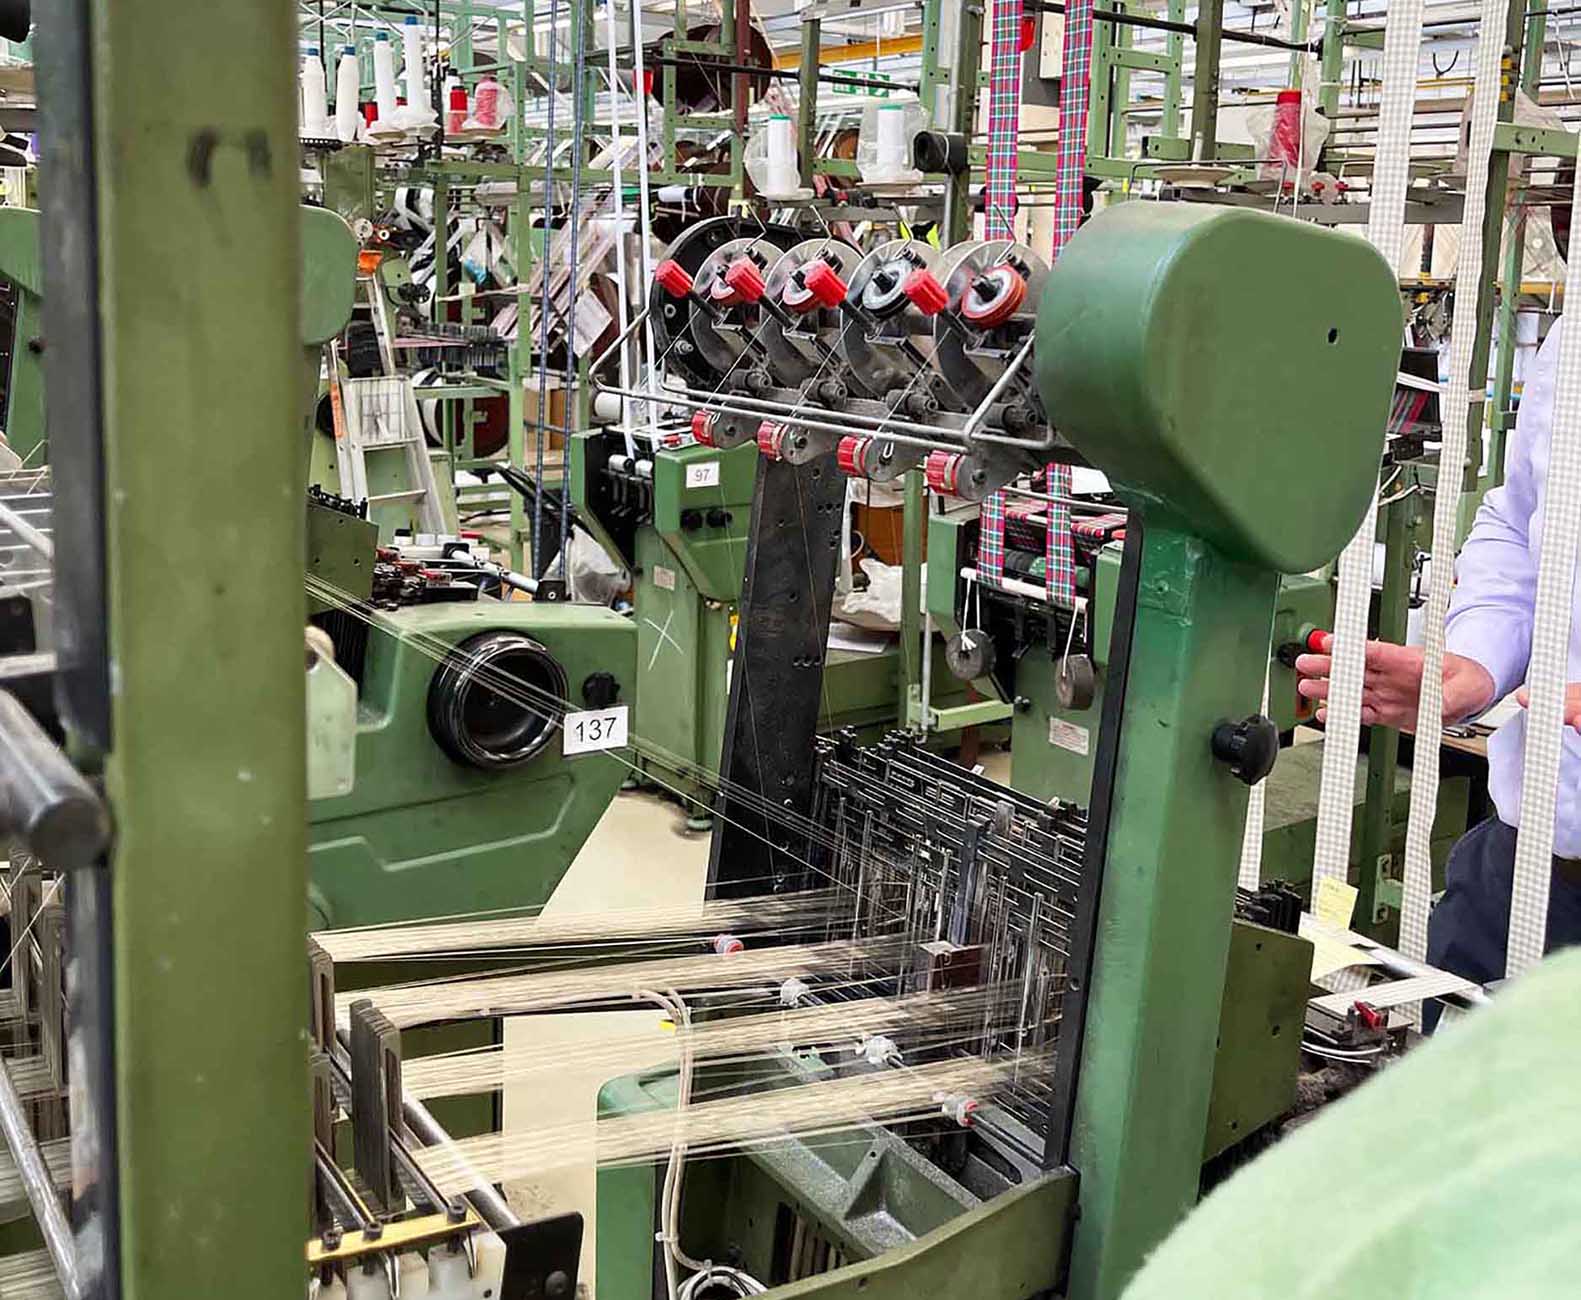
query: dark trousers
1424 817 1581 1028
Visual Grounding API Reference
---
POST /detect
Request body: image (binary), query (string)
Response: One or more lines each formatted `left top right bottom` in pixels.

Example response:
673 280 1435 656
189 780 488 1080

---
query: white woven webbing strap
1399 3 1512 973
1507 163 1581 977
1310 0 1426 898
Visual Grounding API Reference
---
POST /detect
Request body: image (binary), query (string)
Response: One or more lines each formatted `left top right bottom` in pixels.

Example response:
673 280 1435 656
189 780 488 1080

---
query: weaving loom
263 199 1405 1300
4 2 1570 1298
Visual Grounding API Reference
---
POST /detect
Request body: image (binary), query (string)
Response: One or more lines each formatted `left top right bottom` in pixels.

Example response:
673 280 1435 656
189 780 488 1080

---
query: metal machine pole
91 2 308 1296
1065 526 1281 1299
1190 0 1225 160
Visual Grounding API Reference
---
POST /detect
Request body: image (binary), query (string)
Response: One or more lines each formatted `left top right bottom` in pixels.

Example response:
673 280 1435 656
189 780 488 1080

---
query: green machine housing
570 432 973 816
297 210 634 929
591 203 1402 1300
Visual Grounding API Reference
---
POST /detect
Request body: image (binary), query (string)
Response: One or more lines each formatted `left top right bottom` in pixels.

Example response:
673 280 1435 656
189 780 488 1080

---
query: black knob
1210 714 1279 786
706 507 732 528
680 508 704 531
581 671 620 709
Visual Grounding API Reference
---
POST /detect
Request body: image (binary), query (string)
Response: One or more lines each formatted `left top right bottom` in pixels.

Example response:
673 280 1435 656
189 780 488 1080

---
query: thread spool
301 47 329 137
472 75 503 130
764 114 798 197
445 79 467 135
335 45 361 142
372 31 399 127
399 16 435 128
876 104 907 173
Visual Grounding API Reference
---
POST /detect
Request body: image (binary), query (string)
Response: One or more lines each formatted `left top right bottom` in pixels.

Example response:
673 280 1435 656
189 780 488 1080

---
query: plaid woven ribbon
977 0 1025 585
1041 0 1094 606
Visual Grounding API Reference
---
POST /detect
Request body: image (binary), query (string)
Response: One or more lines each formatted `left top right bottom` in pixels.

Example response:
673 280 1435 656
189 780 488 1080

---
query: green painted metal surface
1123 948 1581 1300
0 208 44 462
1202 921 1311 1162
595 1068 1074 1300
307 598 634 927
1066 525 1281 1300
766 1174 1074 1300
93 1 307 1295
1035 203 1400 572
652 443 757 601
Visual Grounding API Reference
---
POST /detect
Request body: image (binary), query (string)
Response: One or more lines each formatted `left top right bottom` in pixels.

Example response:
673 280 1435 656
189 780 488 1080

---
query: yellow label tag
1314 877 1359 931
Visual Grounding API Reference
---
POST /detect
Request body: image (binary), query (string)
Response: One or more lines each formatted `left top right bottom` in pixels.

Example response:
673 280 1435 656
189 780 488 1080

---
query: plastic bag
835 557 903 631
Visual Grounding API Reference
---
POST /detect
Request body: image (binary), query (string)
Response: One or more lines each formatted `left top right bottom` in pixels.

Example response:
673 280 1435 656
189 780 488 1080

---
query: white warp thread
1399 2 1511 971
1310 0 1426 898
1507 161 1581 977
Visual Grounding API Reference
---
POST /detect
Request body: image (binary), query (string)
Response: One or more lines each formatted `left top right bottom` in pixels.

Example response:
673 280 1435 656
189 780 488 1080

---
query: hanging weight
1055 653 1097 711
945 628 996 681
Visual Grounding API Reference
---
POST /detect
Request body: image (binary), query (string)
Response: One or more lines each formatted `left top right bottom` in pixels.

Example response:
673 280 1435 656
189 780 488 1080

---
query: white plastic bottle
335 44 361 143
301 47 329 137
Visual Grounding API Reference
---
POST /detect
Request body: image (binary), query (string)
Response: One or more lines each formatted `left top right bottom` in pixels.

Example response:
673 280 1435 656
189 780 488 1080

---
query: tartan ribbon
977 0 1025 585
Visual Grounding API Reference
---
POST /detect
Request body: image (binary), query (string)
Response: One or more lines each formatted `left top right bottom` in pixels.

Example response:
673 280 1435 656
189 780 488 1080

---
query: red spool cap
449 85 468 109
903 269 949 316
836 436 870 478
801 259 848 310
1018 14 1037 52
691 410 717 447
1305 628 1330 653
1276 88 1303 105
642 69 656 97
756 421 786 460
724 256 767 304
960 264 1028 329
924 448 961 495
654 258 695 298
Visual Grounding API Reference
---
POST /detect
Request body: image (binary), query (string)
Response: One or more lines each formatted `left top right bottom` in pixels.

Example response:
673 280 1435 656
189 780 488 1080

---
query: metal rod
1026 1 1316 52
401 1091 521 1232
643 53 919 95
0 1057 82 1300
960 334 1035 438
0 500 54 560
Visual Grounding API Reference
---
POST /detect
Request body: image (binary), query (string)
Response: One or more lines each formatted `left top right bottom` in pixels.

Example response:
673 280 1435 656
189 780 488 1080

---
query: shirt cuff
1444 611 1529 704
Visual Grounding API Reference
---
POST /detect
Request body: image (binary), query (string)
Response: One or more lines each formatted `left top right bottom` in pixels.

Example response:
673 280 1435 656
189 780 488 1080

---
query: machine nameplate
653 565 677 591
1048 717 1090 755
685 461 722 489
564 706 630 756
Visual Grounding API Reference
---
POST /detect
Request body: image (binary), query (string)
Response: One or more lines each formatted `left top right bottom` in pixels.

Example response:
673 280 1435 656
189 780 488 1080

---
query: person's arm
1293 321 1563 728
1441 320 1552 705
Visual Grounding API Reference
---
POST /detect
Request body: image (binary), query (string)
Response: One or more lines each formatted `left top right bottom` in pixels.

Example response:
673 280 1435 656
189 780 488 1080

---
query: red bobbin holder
902 268 949 316
836 436 871 478
654 258 694 298
960 265 1027 330
924 448 963 496
756 421 788 460
691 410 718 447
801 259 849 310
724 256 767 304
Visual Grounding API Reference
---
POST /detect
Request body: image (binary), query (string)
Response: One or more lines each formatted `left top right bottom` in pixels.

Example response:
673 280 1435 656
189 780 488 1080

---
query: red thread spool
1018 15 1038 52
446 84 468 134
723 256 767 304
691 411 718 447
836 436 871 478
902 269 949 316
654 259 695 298
924 449 962 495
960 264 1028 329
801 259 848 310
756 422 788 460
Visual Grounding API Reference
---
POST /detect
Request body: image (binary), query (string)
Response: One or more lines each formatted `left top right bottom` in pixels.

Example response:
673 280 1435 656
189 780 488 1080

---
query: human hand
1294 634 1496 731
1514 683 1581 732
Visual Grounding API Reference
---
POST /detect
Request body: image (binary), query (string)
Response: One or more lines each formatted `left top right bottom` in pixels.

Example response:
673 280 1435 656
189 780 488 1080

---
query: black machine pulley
427 631 568 771
944 628 995 681
1210 714 1280 786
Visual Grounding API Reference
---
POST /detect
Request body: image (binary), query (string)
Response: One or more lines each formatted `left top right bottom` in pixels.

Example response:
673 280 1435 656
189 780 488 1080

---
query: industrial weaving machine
268 202 1400 1300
